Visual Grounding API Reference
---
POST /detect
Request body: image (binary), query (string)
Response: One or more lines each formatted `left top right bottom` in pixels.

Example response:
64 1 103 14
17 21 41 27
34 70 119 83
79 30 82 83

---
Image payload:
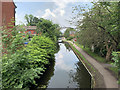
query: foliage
72 2 120 61
25 14 40 26
75 42 106 63
2 25 28 54
36 18 61 42
2 36 56 88
64 28 76 39
112 52 120 69
67 36 74 40
24 14 61 43
112 52 120 84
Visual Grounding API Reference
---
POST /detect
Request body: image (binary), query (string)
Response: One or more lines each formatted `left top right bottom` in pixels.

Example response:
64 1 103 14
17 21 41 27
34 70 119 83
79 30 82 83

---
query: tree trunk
91 44 94 52
105 43 113 61
106 47 112 61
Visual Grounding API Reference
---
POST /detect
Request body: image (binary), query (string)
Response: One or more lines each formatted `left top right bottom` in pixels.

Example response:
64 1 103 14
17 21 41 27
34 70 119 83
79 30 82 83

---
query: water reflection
35 43 91 89
68 62 91 88
35 60 55 89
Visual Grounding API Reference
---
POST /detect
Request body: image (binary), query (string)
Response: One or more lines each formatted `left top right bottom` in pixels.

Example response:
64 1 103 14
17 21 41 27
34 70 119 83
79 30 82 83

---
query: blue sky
14 0 93 29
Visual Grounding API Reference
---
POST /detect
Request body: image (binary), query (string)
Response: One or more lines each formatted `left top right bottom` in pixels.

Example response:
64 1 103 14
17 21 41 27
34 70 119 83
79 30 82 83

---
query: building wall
0 1 2 27
2 1 16 28
0 1 2 57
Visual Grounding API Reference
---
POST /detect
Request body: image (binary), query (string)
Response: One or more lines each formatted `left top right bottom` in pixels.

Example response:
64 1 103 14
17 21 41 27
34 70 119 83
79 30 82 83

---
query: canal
36 42 91 89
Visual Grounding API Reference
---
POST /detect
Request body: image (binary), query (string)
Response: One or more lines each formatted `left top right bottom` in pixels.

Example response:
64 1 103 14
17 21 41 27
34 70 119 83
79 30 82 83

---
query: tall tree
72 2 120 61
25 14 39 26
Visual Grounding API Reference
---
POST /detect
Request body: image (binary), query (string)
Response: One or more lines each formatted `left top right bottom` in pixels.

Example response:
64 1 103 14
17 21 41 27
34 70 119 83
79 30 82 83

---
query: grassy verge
75 42 106 63
108 67 118 78
74 41 119 80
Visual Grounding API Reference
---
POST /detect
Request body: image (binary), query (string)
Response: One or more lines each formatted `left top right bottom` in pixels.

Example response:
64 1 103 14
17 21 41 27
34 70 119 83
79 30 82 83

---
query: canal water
36 43 91 89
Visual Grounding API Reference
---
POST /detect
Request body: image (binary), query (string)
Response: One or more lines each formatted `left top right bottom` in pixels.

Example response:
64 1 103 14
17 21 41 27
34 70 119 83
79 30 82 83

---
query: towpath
69 41 118 88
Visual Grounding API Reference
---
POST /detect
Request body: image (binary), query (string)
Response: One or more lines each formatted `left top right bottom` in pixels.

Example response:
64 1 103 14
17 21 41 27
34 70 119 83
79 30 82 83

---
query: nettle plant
2 25 56 88
2 25 30 88
2 25 28 54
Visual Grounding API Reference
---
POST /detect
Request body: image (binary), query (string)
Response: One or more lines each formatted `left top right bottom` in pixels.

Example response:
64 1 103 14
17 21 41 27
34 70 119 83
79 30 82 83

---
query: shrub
112 52 120 84
2 36 56 88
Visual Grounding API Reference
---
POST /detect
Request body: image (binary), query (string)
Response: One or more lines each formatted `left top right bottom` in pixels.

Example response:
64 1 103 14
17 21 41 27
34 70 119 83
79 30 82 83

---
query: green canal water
35 43 91 89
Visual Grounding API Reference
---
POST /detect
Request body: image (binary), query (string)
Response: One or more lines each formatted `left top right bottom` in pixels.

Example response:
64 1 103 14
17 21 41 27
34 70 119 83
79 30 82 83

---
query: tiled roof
23 26 37 30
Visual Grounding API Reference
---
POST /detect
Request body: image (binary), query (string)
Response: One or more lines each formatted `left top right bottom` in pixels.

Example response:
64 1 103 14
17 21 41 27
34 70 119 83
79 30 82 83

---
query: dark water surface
37 43 91 89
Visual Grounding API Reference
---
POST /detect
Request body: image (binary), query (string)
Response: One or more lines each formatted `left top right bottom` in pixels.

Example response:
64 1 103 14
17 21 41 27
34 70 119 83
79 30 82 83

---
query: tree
24 14 61 43
72 2 120 61
25 14 40 26
36 18 61 42
64 28 76 40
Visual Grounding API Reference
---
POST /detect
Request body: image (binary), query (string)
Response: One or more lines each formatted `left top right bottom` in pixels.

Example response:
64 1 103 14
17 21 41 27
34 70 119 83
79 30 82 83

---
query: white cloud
53 0 67 9
36 10 42 15
41 0 70 26
42 9 56 18
41 0 67 19
16 1 76 27
56 53 73 71
60 10 65 16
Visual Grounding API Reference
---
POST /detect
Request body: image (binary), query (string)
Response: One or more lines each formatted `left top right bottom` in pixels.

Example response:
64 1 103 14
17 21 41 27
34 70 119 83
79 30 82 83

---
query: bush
112 52 120 84
2 36 56 88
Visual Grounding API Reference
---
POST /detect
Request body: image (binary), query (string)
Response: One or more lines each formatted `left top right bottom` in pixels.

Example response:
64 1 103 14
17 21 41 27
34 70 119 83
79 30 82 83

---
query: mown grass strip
75 42 106 63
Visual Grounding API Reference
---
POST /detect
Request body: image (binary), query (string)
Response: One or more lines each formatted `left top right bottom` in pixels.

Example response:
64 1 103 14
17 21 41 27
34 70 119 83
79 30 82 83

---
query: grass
74 41 119 81
69 43 96 72
75 42 106 63
108 67 118 77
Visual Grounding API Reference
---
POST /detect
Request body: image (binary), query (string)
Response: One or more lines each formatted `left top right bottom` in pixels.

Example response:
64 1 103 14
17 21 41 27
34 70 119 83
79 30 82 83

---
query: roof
23 26 37 30
16 26 37 31
13 2 17 8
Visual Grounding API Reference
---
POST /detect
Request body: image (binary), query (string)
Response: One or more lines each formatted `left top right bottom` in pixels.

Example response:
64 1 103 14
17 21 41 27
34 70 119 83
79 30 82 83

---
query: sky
14 0 93 30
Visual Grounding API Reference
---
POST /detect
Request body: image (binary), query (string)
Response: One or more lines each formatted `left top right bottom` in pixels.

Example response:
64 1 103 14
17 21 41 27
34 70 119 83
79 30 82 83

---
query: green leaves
73 2 120 61
2 15 60 89
112 52 120 84
2 35 57 88
64 28 76 39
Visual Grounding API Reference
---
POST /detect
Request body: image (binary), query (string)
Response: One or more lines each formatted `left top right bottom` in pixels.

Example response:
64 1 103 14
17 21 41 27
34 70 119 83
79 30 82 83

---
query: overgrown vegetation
2 35 56 88
112 52 120 84
2 16 61 88
75 42 106 63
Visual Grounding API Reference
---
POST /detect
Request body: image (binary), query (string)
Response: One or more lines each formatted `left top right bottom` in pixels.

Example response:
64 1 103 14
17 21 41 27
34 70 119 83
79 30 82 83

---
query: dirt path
69 41 118 88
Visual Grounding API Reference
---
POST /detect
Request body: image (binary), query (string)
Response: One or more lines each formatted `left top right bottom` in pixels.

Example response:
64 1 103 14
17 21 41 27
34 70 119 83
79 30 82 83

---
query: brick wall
2 1 16 28
0 1 2 27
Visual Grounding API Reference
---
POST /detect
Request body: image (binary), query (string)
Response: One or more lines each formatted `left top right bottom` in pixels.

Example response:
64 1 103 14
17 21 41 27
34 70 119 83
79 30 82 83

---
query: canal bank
67 41 118 88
